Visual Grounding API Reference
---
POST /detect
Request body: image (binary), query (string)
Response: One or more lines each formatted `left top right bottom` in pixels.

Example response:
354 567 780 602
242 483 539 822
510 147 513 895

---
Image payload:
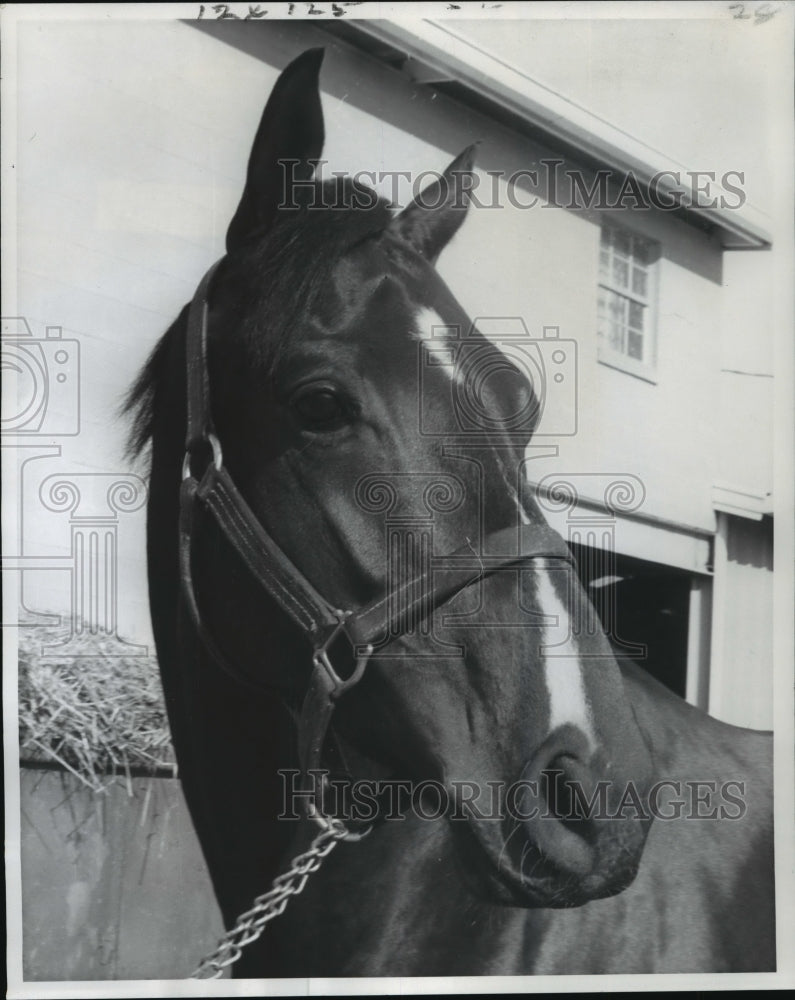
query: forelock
212 178 394 376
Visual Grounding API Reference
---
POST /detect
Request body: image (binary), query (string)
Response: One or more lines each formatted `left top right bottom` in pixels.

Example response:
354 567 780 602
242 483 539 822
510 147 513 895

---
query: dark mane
122 309 185 461
123 178 393 459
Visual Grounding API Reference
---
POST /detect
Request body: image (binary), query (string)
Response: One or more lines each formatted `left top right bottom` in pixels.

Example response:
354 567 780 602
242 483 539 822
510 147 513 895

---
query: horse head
162 49 656 912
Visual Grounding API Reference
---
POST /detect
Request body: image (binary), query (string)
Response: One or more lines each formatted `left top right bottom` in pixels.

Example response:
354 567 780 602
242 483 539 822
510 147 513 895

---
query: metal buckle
182 432 223 481
312 611 373 698
306 612 375 841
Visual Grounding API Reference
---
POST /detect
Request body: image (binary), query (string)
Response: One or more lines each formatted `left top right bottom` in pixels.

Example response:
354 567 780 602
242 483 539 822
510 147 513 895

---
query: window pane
597 226 658 370
627 330 643 360
608 292 626 323
612 257 629 287
632 267 647 297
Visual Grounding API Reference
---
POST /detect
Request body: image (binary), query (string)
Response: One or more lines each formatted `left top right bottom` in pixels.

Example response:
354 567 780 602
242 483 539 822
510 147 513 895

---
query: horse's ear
226 48 325 253
388 144 478 263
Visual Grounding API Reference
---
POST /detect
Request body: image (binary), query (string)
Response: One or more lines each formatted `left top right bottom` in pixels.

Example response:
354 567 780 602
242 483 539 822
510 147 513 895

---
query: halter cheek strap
184 261 222 468
179 261 575 837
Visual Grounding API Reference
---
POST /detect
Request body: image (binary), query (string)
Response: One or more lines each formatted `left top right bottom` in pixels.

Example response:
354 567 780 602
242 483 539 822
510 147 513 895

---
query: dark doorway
569 543 691 698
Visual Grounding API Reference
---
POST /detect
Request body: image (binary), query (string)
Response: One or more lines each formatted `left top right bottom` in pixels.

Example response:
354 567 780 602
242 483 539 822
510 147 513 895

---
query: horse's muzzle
456 724 654 908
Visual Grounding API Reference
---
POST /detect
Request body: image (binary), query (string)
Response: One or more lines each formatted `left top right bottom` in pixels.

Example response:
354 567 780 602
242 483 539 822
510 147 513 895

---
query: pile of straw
18 622 176 792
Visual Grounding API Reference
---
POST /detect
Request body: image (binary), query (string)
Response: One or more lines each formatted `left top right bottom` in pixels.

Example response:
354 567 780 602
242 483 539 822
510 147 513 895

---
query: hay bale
18 622 175 792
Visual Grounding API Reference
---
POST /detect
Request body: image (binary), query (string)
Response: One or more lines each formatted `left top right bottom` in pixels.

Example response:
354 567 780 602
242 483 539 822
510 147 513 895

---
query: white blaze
417 352 594 746
512 490 595 747
535 565 595 748
413 307 460 381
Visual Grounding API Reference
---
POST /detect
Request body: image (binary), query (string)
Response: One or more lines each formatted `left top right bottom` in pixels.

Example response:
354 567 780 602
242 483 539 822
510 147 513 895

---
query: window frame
596 220 660 383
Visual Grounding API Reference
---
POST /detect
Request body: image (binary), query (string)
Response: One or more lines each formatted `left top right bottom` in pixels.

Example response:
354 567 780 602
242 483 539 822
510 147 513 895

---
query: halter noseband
178 261 575 837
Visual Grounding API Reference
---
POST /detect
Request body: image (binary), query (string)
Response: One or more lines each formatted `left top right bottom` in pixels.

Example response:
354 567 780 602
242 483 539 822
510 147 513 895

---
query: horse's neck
617 655 772 780
264 810 536 977
264 675 774 977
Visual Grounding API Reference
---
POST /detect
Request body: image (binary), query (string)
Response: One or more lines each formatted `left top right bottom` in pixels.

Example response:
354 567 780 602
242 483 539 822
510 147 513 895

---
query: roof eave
345 19 772 252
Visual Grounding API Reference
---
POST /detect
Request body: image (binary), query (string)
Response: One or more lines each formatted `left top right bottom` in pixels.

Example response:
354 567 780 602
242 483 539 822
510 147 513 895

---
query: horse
125 48 775 977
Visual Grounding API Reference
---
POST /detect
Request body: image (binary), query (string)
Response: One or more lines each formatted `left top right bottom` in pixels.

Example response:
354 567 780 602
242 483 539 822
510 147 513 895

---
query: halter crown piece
179 261 575 838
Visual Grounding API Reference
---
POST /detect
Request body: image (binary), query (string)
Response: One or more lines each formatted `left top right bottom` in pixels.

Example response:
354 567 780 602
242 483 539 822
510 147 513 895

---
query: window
597 223 659 378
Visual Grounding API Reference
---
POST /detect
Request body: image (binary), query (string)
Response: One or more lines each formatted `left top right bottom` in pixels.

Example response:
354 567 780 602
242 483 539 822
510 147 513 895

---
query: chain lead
190 824 355 979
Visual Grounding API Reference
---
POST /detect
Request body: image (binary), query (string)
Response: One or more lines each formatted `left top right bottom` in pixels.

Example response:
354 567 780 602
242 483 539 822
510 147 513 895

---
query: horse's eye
291 387 350 430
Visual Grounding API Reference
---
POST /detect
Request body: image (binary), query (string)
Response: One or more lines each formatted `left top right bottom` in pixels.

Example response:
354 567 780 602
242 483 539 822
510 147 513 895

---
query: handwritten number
753 3 777 23
199 0 774 22
196 0 366 17
729 1 780 21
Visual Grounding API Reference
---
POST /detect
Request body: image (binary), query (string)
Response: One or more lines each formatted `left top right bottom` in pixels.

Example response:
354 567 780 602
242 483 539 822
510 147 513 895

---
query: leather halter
178 260 575 836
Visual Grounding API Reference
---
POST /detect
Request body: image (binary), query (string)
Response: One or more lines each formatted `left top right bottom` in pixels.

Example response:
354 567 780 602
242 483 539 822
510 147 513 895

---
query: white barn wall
710 514 774 730
14 20 284 646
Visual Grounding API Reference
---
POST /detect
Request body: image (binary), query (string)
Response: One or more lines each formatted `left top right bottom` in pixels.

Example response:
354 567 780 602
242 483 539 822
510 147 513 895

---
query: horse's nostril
543 766 572 819
541 758 601 842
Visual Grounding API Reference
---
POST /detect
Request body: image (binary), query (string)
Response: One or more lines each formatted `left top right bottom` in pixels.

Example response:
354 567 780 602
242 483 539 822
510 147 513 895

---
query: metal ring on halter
312 611 374 698
304 613 377 840
305 786 374 843
182 432 223 481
